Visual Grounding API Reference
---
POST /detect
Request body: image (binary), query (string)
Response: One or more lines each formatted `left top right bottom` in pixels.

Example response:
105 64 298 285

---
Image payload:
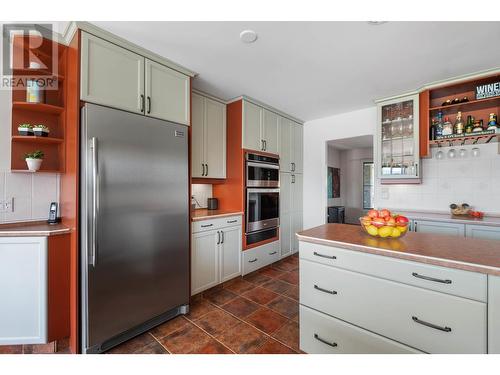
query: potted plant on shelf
32 124 50 137
24 150 44 172
18 123 33 136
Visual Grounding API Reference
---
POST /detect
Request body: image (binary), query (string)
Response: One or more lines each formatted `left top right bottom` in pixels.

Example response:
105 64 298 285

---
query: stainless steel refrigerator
80 103 189 354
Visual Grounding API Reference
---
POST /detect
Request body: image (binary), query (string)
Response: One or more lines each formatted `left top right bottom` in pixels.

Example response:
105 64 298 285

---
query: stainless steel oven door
246 188 280 233
246 162 280 187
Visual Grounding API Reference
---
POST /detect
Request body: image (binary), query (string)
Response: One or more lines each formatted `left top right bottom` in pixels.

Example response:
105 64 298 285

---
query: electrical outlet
0 198 14 213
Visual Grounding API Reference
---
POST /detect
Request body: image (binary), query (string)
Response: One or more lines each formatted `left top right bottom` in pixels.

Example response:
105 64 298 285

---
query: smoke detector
240 30 258 43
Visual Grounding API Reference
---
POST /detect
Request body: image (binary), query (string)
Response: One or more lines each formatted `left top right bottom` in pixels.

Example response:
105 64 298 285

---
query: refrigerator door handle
90 137 99 267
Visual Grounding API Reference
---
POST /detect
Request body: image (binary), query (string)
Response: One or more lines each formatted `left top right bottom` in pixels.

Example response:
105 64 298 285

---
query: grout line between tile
148 332 171 354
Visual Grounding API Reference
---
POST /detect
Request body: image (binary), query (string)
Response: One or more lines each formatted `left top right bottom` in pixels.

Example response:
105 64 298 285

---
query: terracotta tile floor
106 253 300 354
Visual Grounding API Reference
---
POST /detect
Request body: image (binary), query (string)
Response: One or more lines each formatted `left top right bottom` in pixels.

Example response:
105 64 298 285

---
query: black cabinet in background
328 206 345 224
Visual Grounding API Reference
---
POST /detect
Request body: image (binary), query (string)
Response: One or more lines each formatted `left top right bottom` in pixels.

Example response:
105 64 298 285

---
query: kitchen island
297 224 500 354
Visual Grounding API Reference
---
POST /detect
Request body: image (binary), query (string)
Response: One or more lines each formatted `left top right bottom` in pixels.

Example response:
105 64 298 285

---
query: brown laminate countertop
0 221 71 237
297 224 500 276
396 210 500 227
191 209 243 222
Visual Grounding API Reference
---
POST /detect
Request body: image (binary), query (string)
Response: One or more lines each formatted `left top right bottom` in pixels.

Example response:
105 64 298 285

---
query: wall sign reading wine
476 81 500 100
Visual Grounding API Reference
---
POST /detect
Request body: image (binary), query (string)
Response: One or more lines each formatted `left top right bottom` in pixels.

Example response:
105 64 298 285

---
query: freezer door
81 103 189 351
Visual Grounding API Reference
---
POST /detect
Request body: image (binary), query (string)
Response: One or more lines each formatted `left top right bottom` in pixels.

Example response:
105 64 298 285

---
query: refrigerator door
81 103 189 353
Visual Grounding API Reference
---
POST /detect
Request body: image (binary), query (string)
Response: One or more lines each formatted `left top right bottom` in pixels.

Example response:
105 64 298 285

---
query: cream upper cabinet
81 32 145 114
145 59 190 125
262 109 279 154
191 92 226 179
292 122 304 173
279 117 293 172
191 93 205 178
243 100 263 152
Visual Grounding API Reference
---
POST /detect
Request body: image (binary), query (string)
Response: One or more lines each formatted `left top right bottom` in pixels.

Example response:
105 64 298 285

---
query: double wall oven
245 153 280 246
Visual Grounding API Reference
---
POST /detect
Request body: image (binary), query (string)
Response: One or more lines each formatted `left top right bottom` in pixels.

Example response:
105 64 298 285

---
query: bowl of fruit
359 209 410 238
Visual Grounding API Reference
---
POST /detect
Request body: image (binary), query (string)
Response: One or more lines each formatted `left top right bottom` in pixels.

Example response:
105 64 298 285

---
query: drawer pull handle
314 334 337 348
249 258 258 263
314 284 337 295
227 220 238 223
412 316 452 332
269 251 277 255
313 251 336 260
201 224 214 228
412 272 452 284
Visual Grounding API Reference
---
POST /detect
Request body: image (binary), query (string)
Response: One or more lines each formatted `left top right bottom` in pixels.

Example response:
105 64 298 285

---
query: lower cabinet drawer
242 241 280 275
300 305 423 354
300 259 487 353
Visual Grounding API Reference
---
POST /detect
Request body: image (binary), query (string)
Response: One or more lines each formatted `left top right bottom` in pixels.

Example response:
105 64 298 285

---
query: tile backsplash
192 184 213 209
377 143 500 214
0 172 60 223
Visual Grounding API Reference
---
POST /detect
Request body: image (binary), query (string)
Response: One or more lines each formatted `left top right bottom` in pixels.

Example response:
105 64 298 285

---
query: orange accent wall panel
60 31 80 354
47 234 71 342
213 100 245 212
419 90 430 158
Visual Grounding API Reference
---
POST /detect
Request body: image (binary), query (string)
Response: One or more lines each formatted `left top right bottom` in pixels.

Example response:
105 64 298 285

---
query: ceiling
91 21 500 122
327 135 373 150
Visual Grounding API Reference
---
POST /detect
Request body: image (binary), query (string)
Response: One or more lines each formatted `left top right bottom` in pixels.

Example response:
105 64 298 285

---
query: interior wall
326 145 342 207
304 107 377 229
339 147 373 224
191 184 213 209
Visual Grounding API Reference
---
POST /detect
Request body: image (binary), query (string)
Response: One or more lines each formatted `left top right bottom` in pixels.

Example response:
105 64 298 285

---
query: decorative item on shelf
453 111 465 135
26 79 45 103
476 81 500 100
32 124 49 137
465 115 474 133
429 118 436 141
450 203 471 216
473 119 485 132
469 210 484 219
442 116 453 136
24 150 44 172
487 113 498 131
360 209 409 239
17 123 33 136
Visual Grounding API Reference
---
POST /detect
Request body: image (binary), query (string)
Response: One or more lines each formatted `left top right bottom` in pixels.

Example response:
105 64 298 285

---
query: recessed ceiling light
240 30 258 44
367 21 388 26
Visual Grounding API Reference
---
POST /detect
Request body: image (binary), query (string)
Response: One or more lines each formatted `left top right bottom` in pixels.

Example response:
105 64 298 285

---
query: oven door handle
246 161 280 170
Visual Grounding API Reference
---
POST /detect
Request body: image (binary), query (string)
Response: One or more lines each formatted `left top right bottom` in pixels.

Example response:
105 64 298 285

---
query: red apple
372 217 386 228
395 215 409 226
385 217 396 226
367 209 379 219
379 209 391 219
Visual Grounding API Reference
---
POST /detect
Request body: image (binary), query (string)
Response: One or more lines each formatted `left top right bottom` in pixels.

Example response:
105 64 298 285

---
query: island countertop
297 224 500 276
0 221 71 237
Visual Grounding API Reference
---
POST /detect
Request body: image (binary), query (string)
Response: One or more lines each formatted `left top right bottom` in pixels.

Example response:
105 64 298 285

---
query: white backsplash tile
0 171 60 223
191 184 213 209
378 143 500 214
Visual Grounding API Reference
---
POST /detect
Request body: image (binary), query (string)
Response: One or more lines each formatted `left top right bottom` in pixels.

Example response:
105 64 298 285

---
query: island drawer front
300 259 487 354
242 241 280 275
192 215 242 233
299 241 487 302
300 305 423 354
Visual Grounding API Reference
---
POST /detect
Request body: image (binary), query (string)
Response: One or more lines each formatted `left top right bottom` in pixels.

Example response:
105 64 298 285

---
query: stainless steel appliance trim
247 188 280 194
246 180 280 188
246 161 279 169
247 218 280 233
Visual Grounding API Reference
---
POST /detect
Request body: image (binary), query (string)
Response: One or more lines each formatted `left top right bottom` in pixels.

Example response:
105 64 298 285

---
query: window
363 162 374 210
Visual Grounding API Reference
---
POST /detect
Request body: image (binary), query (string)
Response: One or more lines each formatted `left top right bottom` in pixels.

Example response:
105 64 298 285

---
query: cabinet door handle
221 230 224 244
264 140 267 151
314 333 337 348
313 251 336 260
227 220 238 224
147 96 151 114
201 163 205 176
292 174 295 183
291 162 295 172
412 316 452 332
269 251 277 255
206 163 208 176
140 94 145 113
249 258 258 263
217 231 220 245
314 284 337 295
412 272 452 284
414 222 418 232
201 223 213 228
